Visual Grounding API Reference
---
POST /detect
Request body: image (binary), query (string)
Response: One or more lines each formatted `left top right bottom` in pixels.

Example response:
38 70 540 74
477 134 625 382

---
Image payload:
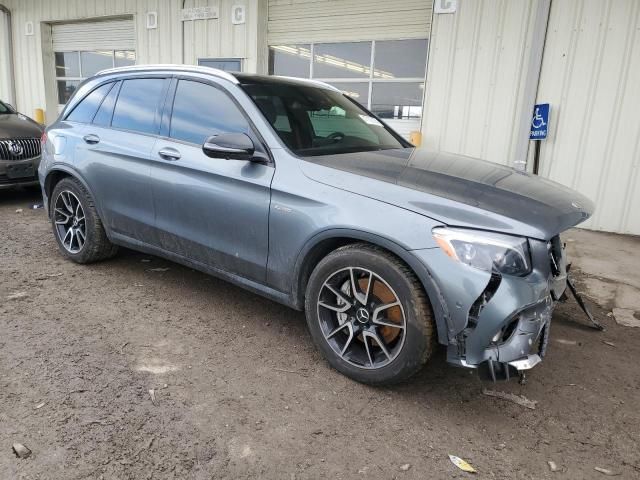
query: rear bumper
412 236 565 380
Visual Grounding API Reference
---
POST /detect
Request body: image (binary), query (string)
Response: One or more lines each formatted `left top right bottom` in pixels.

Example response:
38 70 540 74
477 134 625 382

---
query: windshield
240 81 409 157
0 101 14 114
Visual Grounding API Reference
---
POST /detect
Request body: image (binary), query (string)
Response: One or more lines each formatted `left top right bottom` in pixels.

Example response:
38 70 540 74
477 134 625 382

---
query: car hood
0 113 43 139
299 148 594 240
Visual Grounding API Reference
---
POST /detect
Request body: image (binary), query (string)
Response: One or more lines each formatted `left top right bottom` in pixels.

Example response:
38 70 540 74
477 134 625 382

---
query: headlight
432 227 531 276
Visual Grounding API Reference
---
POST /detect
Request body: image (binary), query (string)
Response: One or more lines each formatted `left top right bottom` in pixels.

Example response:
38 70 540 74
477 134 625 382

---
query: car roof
96 64 339 92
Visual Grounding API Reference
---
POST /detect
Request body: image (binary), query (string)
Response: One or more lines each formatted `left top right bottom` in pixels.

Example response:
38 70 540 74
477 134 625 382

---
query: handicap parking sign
530 103 549 140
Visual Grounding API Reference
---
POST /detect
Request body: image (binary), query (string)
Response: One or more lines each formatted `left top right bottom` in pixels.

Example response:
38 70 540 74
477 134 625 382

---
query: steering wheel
327 132 345 142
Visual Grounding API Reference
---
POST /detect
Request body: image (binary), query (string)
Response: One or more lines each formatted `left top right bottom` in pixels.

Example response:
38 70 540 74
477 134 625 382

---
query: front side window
65 82 114 123
169 80 250 145
111 78 166 134
242 81 407 157
54 50 136 106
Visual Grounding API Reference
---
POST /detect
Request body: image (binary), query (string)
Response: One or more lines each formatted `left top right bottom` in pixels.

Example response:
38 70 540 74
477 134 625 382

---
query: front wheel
305 244 435 385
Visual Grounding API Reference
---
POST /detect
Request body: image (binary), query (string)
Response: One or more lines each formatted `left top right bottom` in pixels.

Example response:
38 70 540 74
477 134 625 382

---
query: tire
50 177 118 264
305 243 435 385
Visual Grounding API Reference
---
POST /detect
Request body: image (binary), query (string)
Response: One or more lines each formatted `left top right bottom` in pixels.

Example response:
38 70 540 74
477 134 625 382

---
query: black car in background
0 100 43 189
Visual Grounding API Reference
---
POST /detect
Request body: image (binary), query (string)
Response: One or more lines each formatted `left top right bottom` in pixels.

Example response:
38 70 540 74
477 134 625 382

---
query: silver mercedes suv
39 65 594 385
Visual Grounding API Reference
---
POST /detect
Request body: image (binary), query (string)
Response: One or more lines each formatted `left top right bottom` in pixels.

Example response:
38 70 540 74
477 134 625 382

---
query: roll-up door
52 18 136 109
52 18 135 52
267 0 432 44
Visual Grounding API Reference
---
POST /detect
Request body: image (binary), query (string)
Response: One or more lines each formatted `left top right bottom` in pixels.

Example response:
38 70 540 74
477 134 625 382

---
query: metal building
0 0 638 234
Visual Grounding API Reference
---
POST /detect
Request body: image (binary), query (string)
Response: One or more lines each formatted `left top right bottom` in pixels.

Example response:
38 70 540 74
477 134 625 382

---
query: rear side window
93 81 121 127
66 82 113 123
169 80 250 145
112 78 166 134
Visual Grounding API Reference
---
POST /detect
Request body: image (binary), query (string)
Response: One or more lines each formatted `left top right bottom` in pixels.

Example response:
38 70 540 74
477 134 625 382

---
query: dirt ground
1 188 639 480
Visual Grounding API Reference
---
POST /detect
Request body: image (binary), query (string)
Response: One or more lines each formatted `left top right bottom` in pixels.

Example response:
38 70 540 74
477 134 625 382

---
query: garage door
267 0 433 139
52 18 136 108
267 0 432 44
52 18 135 52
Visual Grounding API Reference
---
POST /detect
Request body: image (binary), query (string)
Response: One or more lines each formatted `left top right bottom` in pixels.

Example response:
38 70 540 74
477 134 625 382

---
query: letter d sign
434 0 457 14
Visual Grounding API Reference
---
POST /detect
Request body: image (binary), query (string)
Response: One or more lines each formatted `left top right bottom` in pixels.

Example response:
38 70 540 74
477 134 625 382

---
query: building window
198 58 242 72
54 50 135 105
268 39 427 132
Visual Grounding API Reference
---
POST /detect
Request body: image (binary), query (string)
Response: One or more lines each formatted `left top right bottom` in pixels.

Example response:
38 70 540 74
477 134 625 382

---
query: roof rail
95 64 239 84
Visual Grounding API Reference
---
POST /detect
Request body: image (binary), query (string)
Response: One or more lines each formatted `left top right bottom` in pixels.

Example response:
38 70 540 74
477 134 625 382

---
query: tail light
40 131 48 145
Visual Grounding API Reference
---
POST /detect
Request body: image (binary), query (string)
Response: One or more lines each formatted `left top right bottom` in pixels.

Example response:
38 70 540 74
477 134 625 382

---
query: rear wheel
50 177 118 263
305 244 435 385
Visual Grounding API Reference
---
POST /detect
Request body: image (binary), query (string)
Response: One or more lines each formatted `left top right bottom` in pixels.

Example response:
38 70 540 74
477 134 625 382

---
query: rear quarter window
65 82 114 123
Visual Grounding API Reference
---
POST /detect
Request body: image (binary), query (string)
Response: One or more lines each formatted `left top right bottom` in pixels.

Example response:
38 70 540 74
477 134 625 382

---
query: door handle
158 147 181 161
83 134 100 144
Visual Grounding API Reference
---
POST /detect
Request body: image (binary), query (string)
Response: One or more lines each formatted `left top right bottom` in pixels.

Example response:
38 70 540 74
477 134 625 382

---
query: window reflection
269 44 311 77
56 80 80 104
374 40 428 78
81 51 114 76
313 42 371 79
55 50 136 105
268 40 428 127
115 50 136 68
371 82 424 119
55 52 80 77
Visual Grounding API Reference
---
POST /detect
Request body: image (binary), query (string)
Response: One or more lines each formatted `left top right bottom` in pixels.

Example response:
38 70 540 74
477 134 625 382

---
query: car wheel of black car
50 177 118 263
305 243 435 385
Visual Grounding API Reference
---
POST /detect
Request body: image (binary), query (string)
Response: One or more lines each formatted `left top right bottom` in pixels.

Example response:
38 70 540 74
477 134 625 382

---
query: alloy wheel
53 190 86 254
316 267 407 369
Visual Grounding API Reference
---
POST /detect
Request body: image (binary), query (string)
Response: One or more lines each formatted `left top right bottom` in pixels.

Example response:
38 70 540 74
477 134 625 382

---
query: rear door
149 77 274 283
77 76 170 241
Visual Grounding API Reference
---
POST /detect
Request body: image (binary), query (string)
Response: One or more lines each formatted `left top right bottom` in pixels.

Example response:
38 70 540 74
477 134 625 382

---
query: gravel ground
1 188 639 479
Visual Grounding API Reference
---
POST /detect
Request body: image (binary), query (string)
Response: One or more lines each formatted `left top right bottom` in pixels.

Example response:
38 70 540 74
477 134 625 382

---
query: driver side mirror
202 133 267 163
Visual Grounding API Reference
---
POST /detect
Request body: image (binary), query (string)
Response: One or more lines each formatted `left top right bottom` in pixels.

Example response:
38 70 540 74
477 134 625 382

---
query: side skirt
109 232 299 310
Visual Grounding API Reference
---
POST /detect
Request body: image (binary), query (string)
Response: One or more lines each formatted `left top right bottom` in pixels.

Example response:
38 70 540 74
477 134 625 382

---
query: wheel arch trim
291 228 450 345
44 166 106 225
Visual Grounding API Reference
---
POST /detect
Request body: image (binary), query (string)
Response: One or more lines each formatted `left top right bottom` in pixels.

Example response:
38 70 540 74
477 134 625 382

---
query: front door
150 78 274 283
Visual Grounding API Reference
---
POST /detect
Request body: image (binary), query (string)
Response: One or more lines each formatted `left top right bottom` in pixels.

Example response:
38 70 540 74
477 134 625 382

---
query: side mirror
203 133 261 161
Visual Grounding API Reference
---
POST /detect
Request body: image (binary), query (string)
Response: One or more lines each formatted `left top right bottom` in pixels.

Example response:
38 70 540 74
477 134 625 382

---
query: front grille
0 173 38 185
0 138 41 161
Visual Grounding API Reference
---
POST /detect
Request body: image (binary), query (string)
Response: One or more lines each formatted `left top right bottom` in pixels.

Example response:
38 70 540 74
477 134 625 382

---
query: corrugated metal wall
535 0 640 234
267 0 432 44
0 0 263 122
182 0 265 73
0 7 13 104
421 0 543 166
422 0 640 234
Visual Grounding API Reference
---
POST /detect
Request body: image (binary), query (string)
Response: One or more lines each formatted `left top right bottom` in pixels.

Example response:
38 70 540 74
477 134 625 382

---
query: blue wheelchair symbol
530 103 549 140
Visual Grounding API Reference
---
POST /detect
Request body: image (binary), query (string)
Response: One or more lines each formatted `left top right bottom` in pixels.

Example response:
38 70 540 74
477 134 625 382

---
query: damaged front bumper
412 235 567 381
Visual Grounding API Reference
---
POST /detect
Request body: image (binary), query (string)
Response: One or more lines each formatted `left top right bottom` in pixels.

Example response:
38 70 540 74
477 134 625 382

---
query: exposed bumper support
508 354 542 370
